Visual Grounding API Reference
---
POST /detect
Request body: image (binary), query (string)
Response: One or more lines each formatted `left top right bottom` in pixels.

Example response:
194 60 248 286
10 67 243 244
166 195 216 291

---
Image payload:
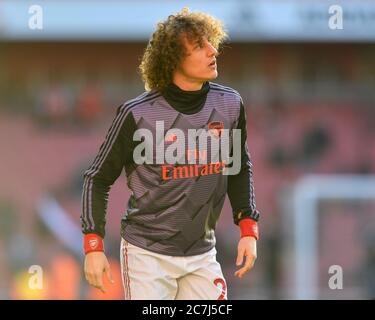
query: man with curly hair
81 8 260 300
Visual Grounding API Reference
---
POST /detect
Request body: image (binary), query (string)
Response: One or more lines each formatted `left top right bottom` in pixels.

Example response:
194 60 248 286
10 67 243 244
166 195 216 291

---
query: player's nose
207 42 218 57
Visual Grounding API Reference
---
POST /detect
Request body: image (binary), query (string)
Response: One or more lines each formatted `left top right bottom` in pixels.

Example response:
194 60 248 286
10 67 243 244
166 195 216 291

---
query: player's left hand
234 236 257 278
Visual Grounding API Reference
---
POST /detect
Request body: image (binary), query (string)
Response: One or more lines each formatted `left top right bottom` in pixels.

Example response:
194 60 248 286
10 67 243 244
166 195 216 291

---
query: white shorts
120 238 228 300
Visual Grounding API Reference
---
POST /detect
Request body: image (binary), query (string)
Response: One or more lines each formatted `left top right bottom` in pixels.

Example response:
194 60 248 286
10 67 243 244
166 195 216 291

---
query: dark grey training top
81 82 260 256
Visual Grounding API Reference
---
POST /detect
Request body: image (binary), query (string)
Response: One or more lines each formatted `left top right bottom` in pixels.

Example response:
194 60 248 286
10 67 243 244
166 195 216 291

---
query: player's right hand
84 251 114 293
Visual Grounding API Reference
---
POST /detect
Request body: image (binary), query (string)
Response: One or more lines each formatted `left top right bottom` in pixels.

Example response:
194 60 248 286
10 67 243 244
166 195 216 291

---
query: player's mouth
208 60 216 68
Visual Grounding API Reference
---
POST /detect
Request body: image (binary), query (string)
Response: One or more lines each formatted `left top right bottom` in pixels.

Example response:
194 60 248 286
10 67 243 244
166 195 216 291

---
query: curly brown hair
139 8 228 92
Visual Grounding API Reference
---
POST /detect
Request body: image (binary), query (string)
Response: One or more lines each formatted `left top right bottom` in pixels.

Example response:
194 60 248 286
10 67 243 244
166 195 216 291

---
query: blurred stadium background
0 0 375 300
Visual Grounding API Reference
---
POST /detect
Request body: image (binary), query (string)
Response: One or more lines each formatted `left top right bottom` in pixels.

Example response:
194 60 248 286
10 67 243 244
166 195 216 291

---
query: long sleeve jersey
81 81 260 256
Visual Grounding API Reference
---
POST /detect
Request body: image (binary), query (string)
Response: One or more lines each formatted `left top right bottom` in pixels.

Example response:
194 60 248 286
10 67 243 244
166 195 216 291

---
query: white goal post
286 174 375 299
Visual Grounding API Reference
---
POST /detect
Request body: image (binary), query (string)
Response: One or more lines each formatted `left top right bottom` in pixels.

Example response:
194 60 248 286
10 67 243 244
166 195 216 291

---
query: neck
172 74 204 91
161 80 210 115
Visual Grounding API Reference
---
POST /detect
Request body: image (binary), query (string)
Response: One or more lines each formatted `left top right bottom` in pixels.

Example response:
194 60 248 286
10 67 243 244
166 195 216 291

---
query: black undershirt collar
162 81 210 115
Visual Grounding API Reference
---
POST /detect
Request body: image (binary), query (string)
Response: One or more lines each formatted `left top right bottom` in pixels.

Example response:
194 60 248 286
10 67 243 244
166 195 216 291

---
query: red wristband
84 233 104 254
239 219 259 240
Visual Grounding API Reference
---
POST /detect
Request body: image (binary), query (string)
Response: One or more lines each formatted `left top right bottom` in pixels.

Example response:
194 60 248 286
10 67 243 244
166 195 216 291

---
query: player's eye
194 41 203 49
